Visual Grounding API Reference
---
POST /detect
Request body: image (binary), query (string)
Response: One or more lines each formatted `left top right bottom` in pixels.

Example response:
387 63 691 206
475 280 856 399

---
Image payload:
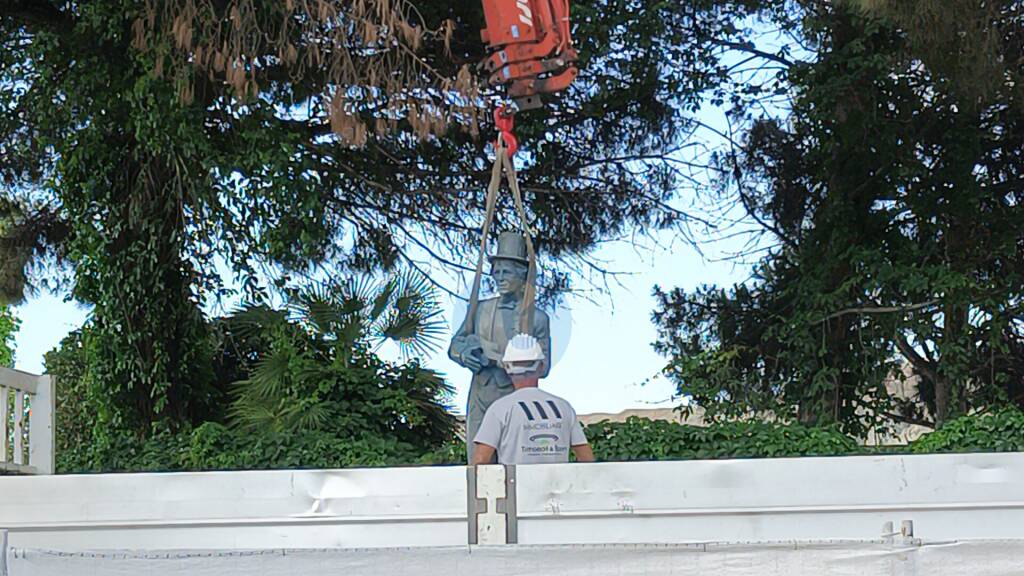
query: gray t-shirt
473 388 587 465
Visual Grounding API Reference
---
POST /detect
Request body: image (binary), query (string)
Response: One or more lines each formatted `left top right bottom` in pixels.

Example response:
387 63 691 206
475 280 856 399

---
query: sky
408 232 755 415
11 227 755 416
9 28 788 415
9 114 774 418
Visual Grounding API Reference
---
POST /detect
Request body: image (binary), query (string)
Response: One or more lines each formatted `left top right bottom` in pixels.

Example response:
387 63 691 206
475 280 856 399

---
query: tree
846 0 1020 107
653 1 1024 433
0 307 17 367
226 273 453 446
45 271 457 472
44 329 94 471
1 0 719 431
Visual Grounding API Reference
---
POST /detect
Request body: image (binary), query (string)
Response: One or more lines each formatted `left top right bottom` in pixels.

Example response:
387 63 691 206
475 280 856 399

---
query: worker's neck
512 378 540 390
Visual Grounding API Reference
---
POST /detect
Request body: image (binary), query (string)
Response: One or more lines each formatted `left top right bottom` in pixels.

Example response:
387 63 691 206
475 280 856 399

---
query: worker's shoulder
486 390 523 414
535 388 577 413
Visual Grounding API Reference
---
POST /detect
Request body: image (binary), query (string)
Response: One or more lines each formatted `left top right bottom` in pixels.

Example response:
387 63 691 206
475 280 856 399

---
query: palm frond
373 270 447 358
404 368 458 440
394 270 441 311
293 401 332 431
368 277 397 323
292 361 331 389
297 284 342 338
378 307 446 358
227 394 281 432
243 350 292 399
335 316 366 355
341 275 377 315
227 304 287 343
225 268 449 436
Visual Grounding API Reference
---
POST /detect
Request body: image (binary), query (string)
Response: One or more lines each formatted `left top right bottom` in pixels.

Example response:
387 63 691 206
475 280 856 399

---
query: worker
472 333 595 465
449 232 551 463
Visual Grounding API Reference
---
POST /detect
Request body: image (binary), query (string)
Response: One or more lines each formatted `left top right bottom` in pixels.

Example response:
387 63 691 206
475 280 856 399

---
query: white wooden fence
0 368 54 476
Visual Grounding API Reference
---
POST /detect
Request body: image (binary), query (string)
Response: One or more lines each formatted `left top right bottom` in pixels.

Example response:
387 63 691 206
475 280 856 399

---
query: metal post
0 387 7 466
467 464 517 545
12 395 22 467
28 375 55 475
1 528 9 576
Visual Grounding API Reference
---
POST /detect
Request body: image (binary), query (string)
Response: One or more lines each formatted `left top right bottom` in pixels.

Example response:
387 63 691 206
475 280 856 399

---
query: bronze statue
449 231 550 462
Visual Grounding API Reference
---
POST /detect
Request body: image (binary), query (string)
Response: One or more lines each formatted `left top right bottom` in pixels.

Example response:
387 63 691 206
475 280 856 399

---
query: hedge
585 417 863 461
59 423 465 474
57 409 1024 474
911 409 1024 454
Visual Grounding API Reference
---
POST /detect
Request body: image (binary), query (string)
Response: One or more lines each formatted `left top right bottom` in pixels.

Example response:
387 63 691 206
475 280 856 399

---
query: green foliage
63 416 867 473
587 417 862 461
0 307 18 367
226 277 454 445
51 275 457 473
418 437 468 466
44 329 95 472
54 410 1024 474
653 3 1024 433
0 1 224 432
2 0 706 436
48 321 235 472
63 423 452 474
912 409 1024 454
844 0 1020 107
0 308 22 464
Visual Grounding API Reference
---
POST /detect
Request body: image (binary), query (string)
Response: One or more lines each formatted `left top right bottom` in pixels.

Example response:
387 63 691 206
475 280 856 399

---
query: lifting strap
464 142 537 336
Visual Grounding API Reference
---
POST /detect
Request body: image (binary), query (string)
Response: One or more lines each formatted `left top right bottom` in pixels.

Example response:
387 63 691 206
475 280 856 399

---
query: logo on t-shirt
524 430 566 455
523 421 562 431
522 443 568 454
517 400 563 421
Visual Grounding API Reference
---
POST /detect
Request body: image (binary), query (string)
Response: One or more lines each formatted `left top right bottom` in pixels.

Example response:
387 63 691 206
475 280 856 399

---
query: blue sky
10 32 787 414
451 235 755 414
11 226 756 415
10 107 773 415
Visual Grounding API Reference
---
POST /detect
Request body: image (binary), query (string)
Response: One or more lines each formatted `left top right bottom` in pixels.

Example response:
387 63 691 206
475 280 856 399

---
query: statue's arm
449 314 484 372
447 315 468 362
536 310 552 378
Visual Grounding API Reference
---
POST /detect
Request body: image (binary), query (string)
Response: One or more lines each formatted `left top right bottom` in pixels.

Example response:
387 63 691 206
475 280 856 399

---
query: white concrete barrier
515 453 1024 543
5 452 1024 575
0 466 467 550
1 452 1024 551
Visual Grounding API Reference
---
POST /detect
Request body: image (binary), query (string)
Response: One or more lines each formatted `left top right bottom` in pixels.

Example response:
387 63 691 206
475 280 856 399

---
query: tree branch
882 411 935 430
713 40 797 68
894 332 940 385
819 300 939 323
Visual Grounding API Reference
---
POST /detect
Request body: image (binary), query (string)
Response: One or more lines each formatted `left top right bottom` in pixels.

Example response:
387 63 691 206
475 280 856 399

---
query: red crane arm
479 0 578 109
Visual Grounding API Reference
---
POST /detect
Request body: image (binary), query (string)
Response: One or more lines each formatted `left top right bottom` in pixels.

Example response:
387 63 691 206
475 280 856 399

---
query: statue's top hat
489 231 530 265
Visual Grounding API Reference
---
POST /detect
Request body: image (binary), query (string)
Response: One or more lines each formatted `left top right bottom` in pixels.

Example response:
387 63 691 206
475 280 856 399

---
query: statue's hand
461 351 485 373
453 334 487 373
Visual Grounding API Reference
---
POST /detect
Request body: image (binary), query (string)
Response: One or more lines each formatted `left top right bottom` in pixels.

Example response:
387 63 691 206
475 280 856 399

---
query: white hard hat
502 333 546 376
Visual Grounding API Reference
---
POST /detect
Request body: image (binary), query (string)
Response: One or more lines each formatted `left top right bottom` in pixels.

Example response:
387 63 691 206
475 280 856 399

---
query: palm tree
224 271 455 448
